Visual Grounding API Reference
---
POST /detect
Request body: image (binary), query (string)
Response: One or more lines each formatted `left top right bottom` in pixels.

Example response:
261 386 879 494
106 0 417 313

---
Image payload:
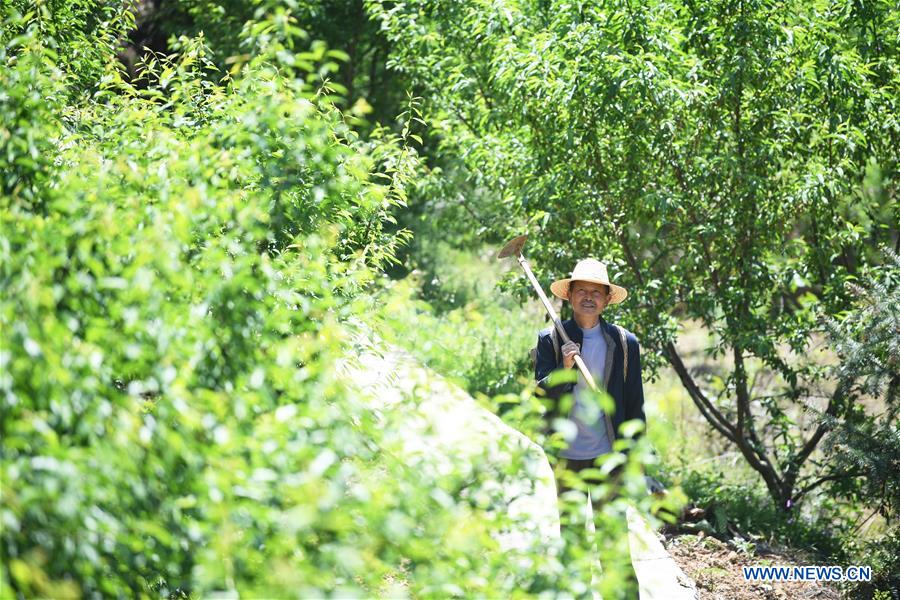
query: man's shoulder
538 325 554 339
621 326 640 346
605 320 640 346
538 319 576 340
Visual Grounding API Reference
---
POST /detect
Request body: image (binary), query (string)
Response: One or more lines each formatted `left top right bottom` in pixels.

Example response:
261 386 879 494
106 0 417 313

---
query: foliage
823 250 900 517
4 0 895 594
123 0 408 126
675 467 846 555
822 250 900 597
1 7 425 597
0 19 62 209
1 0 133 95
843 528 900 599
372 245 539 398
0 5 662 598
369 0 899 512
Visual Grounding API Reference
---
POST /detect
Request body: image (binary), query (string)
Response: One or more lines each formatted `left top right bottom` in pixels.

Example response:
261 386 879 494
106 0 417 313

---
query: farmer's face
568 281 609 319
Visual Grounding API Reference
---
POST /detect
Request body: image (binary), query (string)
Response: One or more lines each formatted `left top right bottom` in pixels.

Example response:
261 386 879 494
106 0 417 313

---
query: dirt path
665 534 840 599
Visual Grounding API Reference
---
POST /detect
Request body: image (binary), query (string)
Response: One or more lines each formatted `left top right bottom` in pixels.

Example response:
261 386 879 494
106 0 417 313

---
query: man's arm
626 335 665 493
535 328 574 400
625 335 647 425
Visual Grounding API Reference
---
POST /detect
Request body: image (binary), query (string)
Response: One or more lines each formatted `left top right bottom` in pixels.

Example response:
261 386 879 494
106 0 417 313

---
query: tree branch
665 342 735 440
794 470 863 501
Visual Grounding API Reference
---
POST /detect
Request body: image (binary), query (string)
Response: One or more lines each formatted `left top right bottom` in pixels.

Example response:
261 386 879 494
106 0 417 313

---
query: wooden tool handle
573 354 598 392
508 245 613 441
518 255 598 392
519 255 561 323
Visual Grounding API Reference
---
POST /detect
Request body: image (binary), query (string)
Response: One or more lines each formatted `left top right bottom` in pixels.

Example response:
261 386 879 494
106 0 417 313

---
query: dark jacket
534 317 646 440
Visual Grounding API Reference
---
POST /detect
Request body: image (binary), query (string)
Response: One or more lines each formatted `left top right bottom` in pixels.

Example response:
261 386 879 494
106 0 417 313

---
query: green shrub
824 252 900 598
0 12 422 596
372 254 540 399
675 468 846 558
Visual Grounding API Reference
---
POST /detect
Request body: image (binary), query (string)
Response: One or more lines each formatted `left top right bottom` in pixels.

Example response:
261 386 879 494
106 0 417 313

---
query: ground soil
665 533 841 600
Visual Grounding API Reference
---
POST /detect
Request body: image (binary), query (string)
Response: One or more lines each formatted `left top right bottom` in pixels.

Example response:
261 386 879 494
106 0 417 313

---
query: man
534 258 646 493
534 259 646 597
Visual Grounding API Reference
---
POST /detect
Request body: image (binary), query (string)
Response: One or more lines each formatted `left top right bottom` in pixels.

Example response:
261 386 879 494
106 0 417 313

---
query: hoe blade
497 234 528 259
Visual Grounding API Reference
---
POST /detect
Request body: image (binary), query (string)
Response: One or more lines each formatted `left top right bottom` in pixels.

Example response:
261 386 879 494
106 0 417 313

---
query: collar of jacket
561 316 619 389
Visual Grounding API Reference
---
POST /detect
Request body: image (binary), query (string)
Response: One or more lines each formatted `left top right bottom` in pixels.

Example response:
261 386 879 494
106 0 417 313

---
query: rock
683 506 707 521
339 336 560 551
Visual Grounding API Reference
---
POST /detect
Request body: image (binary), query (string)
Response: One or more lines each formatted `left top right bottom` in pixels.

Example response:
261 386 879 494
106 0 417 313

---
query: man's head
567 280 610 320
549 258 628 307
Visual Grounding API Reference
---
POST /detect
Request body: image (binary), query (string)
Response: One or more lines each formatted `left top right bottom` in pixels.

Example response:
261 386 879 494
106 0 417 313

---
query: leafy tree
2 0 134 95
370 0 899 509
120 0 408 126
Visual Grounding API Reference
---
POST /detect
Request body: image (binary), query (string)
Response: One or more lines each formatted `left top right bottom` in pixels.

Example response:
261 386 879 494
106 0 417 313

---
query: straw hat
549 259 628 304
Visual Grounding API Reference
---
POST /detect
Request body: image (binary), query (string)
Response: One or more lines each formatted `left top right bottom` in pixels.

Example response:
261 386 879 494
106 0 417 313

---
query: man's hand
561 341 580 369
